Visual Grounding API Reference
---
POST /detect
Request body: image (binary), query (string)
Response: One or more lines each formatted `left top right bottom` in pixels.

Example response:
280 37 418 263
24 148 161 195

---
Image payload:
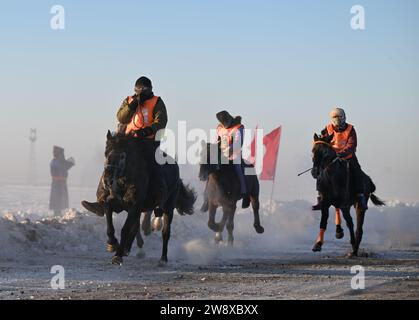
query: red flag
260 126 281 181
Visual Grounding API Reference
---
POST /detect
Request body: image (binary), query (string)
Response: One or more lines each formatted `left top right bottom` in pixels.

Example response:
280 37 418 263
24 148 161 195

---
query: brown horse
199 141 264 245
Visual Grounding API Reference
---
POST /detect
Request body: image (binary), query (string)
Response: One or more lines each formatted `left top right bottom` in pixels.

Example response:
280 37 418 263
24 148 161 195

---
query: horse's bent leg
335 208 344 239
208 203 218 232
160 210 173 265
341 207 357 256
355 206 366 255
105 208 118 252
141 211 152 236
313 206 329 252
250 195 264 234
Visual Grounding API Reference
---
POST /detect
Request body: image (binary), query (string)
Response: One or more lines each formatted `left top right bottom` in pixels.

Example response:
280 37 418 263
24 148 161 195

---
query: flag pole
269 126 282 213
269 178 275 213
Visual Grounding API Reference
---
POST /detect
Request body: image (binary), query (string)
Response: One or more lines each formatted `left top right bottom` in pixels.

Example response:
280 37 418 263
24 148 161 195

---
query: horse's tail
176 180 196 215
366 175 385 206
370 193 385 207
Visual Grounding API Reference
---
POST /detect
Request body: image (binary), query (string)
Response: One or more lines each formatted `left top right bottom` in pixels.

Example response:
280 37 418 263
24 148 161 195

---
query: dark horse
102 130 196 265
199 141 264 244
311 133 385 257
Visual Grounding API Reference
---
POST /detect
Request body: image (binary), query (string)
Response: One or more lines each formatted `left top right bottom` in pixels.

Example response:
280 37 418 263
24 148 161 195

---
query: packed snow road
0 185 418 300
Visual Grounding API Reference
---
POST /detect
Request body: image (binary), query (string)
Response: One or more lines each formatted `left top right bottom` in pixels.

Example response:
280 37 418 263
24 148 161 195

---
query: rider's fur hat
216 110 241 128
135 76 152 89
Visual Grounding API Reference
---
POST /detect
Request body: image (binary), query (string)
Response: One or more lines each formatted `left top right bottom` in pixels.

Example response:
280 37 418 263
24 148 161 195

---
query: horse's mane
106 132 157 158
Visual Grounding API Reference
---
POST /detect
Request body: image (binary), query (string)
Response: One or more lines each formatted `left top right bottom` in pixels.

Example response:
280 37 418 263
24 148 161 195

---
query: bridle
312 140 341 171
104 151 127 197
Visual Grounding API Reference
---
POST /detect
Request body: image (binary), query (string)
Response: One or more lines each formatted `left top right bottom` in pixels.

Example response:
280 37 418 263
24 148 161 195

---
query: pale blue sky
0 0 418 201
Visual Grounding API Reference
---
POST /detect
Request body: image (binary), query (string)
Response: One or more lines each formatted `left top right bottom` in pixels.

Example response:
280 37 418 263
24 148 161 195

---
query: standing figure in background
49 146 75 215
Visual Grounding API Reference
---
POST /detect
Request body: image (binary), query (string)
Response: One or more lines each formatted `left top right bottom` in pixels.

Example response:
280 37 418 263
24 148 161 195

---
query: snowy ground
0 185 418 300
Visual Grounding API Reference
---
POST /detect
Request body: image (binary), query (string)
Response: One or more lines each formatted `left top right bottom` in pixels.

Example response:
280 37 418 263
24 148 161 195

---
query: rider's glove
134 127 154 138
128 95 139 111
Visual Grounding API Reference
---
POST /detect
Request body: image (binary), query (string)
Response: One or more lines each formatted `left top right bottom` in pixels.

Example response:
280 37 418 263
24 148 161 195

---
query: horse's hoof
158 259 168 267
312 241 323 252
254 224 265 234
136 249 146 259
214 232 223 243
106 242 119 253
152 217 163 232
207 222 218 232
111 256 123 266
345 252 357 258
335 226 344 239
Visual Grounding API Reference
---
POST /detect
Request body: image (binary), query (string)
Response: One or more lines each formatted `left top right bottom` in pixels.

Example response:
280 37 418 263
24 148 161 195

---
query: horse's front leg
225 205 236 246
312 205 330 252
354 205 366 256
341 207 357 257
214 206 229 244
207 203 218 232
159 210 173 266
105 206 119 252
135 226 146 259
250 195 264 234
112 206 140 265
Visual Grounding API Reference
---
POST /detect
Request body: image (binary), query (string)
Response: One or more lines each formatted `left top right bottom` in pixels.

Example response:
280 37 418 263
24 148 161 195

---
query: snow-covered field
0 185 418 300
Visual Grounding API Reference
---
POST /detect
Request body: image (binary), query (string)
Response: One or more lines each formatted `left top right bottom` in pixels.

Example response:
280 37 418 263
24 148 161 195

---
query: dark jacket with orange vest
117 95 168 139
319 122 364 194
216 118 244 161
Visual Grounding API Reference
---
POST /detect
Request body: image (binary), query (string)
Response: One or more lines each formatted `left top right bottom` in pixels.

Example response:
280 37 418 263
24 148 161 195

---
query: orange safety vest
326 123 354 159
125 95 159 138
217 123 243 158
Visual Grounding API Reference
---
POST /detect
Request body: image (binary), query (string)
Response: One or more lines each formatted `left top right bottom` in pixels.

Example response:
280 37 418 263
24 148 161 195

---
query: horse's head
103 130 129 198
311 133 336 179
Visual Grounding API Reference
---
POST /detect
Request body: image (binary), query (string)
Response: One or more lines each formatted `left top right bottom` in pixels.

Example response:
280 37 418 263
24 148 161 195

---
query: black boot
241 194 251 209
81 201 105 217
312 196 322 211
357 194 368 210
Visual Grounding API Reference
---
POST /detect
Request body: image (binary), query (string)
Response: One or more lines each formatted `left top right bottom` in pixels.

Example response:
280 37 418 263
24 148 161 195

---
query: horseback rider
201 110 250 211
82 76 168 216
312 107 368 211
